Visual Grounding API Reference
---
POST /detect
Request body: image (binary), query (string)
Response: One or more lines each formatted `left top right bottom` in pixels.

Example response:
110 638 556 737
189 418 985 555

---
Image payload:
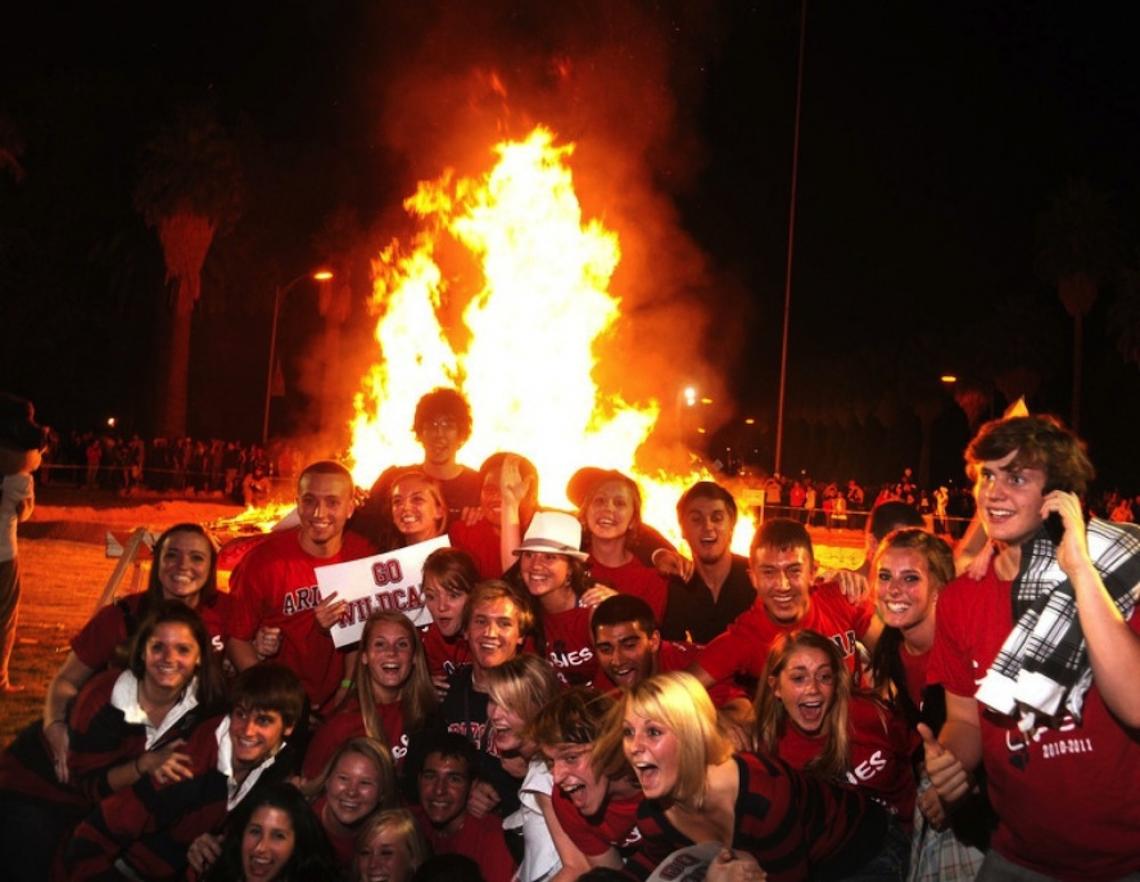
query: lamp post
774 0 808 478
261 269 333 443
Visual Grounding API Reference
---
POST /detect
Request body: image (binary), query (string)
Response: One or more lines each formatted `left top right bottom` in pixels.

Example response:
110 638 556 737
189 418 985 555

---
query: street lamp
262 269 333 443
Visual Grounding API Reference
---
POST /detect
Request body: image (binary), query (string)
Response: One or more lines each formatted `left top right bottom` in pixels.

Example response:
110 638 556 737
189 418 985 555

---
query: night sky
3 2 1139 490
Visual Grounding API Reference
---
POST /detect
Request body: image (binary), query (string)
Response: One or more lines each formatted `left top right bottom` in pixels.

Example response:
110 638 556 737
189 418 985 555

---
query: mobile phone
1044 511 1065 546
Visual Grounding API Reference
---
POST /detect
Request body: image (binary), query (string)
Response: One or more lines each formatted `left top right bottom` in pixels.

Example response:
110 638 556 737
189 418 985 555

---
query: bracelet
134 755 143 776
340 678 353 689
46 719 66 730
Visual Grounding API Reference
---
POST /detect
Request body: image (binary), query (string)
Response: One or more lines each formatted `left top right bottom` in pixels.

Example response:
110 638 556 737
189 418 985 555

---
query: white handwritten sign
315 535 450 648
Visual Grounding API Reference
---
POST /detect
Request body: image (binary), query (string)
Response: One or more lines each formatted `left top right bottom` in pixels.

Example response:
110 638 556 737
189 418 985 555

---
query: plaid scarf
975 517 1140 725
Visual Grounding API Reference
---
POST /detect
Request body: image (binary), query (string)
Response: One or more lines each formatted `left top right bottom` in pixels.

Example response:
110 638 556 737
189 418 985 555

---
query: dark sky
3 1 1139 489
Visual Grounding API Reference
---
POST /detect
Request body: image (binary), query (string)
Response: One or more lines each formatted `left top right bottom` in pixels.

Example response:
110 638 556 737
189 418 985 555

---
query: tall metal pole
261 284 283 445
774 0 807 477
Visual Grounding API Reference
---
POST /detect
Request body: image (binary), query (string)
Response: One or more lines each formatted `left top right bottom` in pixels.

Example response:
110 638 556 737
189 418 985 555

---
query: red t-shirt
448 521 504 581
312 795 356 870
588 557 667 622
775 696 914 828
928 566 1140 881
228 529 375 709
543 605 597 686
696 582 874 682
412 806 517 882
898 644 930 712
551 785 642 857
71 592 230 669
420 621 471 680
301 695 407 779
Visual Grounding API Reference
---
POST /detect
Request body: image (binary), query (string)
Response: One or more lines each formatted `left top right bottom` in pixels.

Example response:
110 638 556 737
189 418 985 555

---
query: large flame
349 126 752 553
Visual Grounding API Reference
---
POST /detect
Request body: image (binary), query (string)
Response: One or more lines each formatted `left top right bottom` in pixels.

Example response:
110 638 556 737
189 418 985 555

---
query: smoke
350 0 745 462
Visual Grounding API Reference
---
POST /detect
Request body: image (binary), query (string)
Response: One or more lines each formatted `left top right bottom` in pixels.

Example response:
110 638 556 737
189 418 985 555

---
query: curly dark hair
966 414 1095 496
413 388 472 443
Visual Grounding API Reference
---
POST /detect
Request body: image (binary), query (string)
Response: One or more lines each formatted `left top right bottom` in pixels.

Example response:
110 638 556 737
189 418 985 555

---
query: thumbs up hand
918 723 970 805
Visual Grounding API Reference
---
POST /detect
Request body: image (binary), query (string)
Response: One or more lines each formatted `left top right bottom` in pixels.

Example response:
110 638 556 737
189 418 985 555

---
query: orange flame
349 126 754 554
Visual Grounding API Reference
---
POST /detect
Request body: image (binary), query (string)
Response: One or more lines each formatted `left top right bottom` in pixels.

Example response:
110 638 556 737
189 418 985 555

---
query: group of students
0 387 1137 882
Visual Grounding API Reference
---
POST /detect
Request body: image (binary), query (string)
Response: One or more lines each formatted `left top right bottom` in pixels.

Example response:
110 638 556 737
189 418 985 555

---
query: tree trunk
159 278 195 438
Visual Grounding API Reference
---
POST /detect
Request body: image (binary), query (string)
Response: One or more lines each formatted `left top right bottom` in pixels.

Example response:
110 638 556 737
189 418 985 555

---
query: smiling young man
435 579 536 817
360 389 482 529
66 665 305 881
439 580 532 744
227 460 374 713
531 687 642 875
689 518 881 691
409 730 517 882
660 482 756 644
924 415 1140 882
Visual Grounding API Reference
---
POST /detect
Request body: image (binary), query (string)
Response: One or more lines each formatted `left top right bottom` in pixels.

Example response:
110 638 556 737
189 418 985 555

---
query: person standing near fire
227 460 374 715
0 393 46 693
354 389 482 543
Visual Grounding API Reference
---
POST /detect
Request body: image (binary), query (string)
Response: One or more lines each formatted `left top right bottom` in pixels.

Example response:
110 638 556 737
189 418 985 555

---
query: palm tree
1035 180 1117 432
133 106 243 438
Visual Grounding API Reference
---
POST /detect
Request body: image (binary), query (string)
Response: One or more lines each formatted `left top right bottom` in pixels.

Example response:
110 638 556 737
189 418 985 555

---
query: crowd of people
37 429 303 504
1 386 1138 882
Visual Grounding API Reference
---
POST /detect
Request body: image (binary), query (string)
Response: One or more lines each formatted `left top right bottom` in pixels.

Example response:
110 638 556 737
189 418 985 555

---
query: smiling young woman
201 782 337 882
305 737 397 872
353 808 428 882
301 611 438 781
0 602 223 882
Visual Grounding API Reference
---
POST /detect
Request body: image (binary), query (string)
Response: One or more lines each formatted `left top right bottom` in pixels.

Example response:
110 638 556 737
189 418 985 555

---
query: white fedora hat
512 510 588 561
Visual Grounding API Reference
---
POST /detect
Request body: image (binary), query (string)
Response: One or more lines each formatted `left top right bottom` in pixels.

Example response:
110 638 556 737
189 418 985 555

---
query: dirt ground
1 490 864 746
1 490 244 745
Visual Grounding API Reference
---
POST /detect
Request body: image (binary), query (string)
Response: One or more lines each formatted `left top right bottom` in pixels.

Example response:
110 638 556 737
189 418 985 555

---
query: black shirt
660 554 756 645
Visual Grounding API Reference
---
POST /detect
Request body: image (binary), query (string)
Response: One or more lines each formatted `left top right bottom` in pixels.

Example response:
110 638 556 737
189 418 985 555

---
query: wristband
340 678 353 689
46 719 66 730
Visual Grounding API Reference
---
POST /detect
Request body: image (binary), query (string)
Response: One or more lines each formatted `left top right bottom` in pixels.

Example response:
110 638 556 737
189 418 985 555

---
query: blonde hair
463 579 535 637
305 736 398 809
755 631 851 781
355 808 429 880
596 671 731 809
353 611 439 748
483 654 561 736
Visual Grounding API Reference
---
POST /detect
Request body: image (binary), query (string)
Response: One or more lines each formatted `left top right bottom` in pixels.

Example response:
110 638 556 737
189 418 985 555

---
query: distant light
700 397 714 405
312 269 334 281
683 386 697 407
940 374 958 384
107 417 116 428
696 427 707 434
744 417 756 425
